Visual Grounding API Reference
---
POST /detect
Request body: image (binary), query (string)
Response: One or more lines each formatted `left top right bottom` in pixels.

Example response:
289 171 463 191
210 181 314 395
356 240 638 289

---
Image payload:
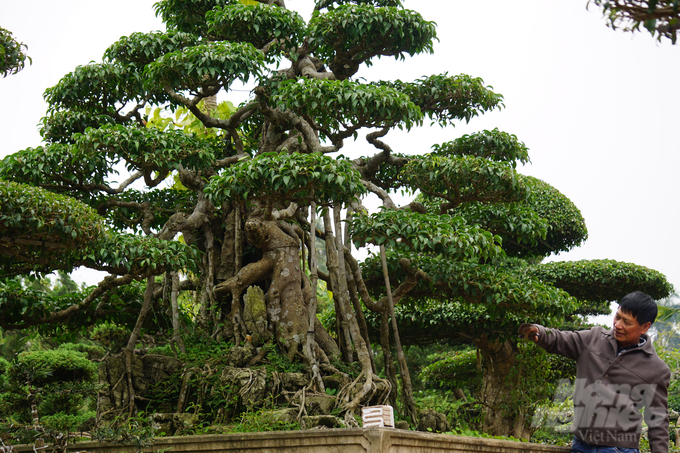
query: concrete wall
15 428 570 453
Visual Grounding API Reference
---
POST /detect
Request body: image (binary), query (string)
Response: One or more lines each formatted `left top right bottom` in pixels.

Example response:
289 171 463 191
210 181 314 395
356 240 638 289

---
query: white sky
1 0 679 303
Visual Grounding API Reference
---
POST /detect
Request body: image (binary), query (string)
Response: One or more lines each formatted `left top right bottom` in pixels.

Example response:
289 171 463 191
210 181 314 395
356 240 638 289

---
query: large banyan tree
0 0 672 436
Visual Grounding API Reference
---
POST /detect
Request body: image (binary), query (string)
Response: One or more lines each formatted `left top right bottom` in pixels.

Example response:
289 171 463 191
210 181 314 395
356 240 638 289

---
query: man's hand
518 323 539 342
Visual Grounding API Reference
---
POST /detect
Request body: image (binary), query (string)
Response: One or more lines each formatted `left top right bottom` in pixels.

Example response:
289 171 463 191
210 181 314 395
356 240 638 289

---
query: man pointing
519 291 670 453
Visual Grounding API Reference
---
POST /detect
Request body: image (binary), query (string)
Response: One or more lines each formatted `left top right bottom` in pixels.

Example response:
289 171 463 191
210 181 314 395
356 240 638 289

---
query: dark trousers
571 437 640 453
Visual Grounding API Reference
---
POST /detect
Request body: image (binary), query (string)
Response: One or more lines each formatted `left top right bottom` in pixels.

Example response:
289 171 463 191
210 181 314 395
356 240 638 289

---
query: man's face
613 307 651 348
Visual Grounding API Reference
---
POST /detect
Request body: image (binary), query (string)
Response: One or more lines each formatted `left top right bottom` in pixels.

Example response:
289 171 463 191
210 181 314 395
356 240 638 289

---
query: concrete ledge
15 428 570 453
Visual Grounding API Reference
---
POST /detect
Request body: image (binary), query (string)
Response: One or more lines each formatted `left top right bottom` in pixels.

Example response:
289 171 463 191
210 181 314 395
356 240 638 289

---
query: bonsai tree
0 0 672 435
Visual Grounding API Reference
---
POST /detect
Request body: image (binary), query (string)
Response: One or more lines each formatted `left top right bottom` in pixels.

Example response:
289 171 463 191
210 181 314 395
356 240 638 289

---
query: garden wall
15 428 570 453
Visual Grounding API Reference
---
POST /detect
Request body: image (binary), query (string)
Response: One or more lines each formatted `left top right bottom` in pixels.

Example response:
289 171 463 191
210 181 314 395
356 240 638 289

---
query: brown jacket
535 325 670 452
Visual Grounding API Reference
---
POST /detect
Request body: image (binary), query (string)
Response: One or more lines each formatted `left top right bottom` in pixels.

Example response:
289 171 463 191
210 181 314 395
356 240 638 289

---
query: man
519 291 671 453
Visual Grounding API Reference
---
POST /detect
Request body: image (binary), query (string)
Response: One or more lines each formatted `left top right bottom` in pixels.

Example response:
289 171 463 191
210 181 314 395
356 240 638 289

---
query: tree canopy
0 0 673 439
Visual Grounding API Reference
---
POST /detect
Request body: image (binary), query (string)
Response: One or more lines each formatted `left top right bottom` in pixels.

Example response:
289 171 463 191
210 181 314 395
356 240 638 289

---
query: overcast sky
1 1 678 301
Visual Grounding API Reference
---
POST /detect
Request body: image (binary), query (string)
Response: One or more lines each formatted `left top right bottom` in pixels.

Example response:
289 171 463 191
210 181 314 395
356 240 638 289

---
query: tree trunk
244 216 308 358
323 209 353 362
123 276 155 416
380 244 417 426
474 336 532 440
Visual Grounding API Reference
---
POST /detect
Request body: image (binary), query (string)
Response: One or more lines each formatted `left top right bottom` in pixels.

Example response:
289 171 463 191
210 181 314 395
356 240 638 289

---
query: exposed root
335 369 392 421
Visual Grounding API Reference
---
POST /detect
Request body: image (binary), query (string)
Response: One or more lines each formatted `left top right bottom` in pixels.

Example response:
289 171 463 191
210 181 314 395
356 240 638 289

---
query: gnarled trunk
474 336 532 440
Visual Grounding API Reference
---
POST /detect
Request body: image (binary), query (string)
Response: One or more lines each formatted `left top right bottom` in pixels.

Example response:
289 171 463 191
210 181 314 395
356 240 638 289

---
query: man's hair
619 291 658 325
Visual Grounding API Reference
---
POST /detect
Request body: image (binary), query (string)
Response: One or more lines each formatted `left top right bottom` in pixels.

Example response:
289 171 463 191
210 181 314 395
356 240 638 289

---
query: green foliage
105 188 196 233
0 180 107 275
154 0 239 35
362 254 578 338
0 348 98 439
590 0 680 43
91 322 130 351
1 144 117 201
205 152 366 206
404 155 528 207
261 342 305 373
518 177 587 256
308 4 436 76
420 348 480 391
270 78 423 134
40 111 120 144
40 411 96 433
527 259 673 304
431 129 530 167
316 0 403 9
350 210 503 262
0 278 89 329
83 231 202 276
229 408 301 432
207 3 306 52
388 73 504 126
447 176 587 258
12 349 97 385
144 41 264 97
145 100 237 138
75 124 223 173
58 342 106 361
44 62 147 114
104 30 201 66
0 180 105 245
92 414 155 449
444 200 549 256
658 346 680 415
0 27 31 77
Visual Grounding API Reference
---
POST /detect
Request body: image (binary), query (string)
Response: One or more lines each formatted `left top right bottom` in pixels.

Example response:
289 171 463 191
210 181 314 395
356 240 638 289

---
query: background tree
0 0 672 438
589 0 680 42
0 26 31 77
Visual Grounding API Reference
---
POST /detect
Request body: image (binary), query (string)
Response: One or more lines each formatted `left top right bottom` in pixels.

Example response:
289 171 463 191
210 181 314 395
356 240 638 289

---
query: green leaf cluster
144 41 264 96
308 4 436 76
431 128 530 167
443 200 548 257
0 278 92 328
146 100 237 139
0 27 31 77
76 124 222 173
591 0 680 43
405 154 528 206
84 232 201 276
103 30 201 66
527 259 674 304
40 111 119 145
0 180 105 246
207 3 306 51
387 74 504 126
361 251 577 326
0 143 116 203
154 0 239 35
11 349 98 386
271 78 422 134
44 62 147 114
444 176 587 258
205 152 366 206
106 188 196 233
350 210 503 262
315 0 403 10
420 349 480 391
